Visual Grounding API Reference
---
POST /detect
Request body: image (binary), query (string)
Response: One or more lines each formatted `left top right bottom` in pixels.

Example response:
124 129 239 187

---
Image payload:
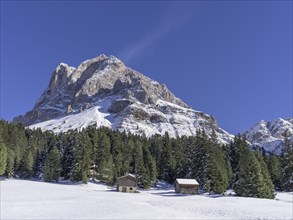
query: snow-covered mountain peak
244 118 293 154
14 54 233 143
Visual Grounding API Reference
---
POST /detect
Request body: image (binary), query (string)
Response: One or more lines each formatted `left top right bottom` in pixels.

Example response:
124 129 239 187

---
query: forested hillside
0 120 292 199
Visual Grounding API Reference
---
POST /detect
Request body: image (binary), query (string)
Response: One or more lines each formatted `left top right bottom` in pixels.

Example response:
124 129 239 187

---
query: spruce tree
267 154 281 189
142 140 157 182
150 135 163 179
0 143 7 175
161 132 175 183
124 138 135 174
5 149 15 178
255 150 275 199
110 131 123 178
96 132 114 183
33 149 46 179
134 139 150 188
206 142 229 194
7 124 27 171
19 149 34 179
234 145 274 199
280 132 293 191
194 129 209 191
182 136 195 179
43 146 61 182
61 140 75 179
229 134 245 186
223 144 233 187
173 138 185 179
71 131 91 183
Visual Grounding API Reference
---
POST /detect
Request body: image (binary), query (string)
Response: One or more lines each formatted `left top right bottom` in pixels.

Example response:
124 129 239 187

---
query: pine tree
280 132 293 191
0 143 7 175
43 146 61 182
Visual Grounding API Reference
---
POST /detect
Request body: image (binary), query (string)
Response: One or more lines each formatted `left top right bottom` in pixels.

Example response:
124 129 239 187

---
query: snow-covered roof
176 179 199 185
126 174 136 178
118 173 136 179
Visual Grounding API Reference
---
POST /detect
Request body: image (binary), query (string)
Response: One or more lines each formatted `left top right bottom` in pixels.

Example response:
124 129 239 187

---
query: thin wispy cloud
118 4 197 63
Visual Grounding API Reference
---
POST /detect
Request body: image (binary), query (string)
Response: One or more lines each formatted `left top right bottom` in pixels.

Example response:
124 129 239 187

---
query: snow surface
1 179 292 219
29 106 112 133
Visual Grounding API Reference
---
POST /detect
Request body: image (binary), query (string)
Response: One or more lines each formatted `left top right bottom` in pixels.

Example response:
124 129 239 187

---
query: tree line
0 120 292 199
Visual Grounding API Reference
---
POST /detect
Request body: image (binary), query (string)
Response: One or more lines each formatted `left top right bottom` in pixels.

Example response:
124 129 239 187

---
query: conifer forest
0 120 292 199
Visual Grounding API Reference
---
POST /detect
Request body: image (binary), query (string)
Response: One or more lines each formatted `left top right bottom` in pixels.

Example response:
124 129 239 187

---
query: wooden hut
117 174 137 193
175 179 199 194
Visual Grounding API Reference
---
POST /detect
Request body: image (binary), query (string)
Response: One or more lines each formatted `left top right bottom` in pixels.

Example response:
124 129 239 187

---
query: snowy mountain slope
15 54 233 143
244 118 293 154
28 98 233 143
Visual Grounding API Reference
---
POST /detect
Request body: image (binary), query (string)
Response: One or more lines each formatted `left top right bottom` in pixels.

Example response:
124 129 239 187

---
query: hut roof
176 179 199 185
117 173 136 180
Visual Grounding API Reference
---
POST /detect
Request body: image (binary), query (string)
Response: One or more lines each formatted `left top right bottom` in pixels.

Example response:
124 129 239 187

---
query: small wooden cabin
117 174 137 193
175 179 199 194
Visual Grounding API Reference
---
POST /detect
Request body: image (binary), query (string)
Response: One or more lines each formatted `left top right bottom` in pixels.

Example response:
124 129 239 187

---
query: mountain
14 54 234 143
244 118 293 154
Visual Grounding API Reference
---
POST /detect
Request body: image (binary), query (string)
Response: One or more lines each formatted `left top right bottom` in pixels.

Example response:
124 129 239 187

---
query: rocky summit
14 54 234 143
244 118 293 154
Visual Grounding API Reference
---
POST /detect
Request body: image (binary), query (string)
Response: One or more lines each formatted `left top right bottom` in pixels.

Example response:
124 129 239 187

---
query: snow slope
29 105 112 133
28 98 233 144
1 179 292 219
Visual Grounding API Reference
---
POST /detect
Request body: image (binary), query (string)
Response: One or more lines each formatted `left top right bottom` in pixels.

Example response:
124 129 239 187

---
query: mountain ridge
13 54 292 149
13 54 233 144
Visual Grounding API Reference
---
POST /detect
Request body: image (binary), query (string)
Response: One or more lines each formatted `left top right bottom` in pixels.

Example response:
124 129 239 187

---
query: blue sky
1 0 292 134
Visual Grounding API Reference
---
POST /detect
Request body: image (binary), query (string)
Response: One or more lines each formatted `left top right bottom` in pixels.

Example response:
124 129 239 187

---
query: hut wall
117 186 137 193
175 184 181 193
175 183 199 194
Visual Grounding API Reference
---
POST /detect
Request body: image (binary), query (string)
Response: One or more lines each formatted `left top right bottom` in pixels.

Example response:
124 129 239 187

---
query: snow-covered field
1 179 292 219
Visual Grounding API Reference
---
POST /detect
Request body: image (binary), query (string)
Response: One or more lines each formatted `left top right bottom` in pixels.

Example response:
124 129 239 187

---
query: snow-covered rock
244 118 293 154
14 54 234 143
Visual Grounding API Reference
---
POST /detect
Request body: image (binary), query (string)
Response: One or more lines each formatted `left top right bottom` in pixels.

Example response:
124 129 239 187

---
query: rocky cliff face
244 118 293 154
14 54 233 144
